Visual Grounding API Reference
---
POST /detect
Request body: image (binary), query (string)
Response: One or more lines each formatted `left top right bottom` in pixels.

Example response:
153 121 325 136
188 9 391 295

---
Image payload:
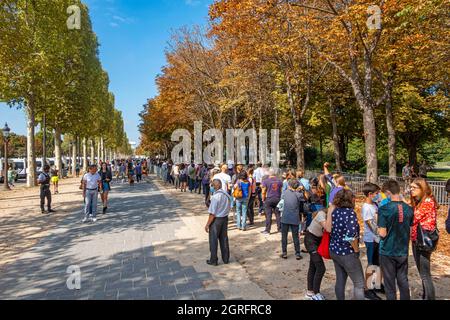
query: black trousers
247 193 256 224
136 174 142 182
209 217 230 264
380 255 410 300
264 197 281 233
304 231 326 294
281 223 300 255
40 186 52 211
412 243 436 300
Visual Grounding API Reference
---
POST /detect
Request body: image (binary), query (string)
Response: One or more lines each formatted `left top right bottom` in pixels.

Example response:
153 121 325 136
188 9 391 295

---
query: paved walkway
0 178 240 300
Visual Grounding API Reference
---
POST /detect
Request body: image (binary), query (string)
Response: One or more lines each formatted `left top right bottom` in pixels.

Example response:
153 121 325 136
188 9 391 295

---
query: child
362 182 383 300
51 169 59 194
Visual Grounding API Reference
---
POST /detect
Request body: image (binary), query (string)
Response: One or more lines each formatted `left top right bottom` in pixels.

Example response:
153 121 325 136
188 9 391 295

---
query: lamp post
3 123 11 191
69 142 73 175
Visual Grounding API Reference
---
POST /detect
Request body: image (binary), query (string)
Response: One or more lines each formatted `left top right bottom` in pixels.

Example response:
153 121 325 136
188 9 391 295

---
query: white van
11 158 27 179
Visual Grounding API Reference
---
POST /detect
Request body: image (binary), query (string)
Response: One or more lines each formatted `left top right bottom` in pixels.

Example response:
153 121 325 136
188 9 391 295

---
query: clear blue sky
0 0 212 144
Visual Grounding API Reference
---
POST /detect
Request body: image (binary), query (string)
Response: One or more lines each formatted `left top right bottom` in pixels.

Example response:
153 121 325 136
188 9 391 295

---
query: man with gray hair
205 179 231 266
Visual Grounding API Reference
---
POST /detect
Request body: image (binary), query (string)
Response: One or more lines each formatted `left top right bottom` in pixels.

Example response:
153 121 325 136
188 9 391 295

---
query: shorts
51 176 59 183
102 182 110 192
365 241 380 266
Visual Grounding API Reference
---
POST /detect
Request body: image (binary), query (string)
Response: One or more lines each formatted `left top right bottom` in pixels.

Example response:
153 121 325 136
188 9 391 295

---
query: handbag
416 223 439 253
318 231 331 260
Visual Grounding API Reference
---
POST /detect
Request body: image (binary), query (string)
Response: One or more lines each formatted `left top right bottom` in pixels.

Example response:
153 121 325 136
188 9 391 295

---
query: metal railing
301 170 449 207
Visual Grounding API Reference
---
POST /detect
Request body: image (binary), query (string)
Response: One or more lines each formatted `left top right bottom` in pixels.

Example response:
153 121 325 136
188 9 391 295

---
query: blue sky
1 0 212 144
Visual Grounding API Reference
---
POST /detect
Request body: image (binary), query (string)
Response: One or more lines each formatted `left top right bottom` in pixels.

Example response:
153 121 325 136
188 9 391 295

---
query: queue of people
153 158 444 301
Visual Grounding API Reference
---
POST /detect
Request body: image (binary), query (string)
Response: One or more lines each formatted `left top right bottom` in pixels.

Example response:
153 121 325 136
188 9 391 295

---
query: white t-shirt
213 172 231 192
83 172 101 190
362 203 378 243
253 167 263 183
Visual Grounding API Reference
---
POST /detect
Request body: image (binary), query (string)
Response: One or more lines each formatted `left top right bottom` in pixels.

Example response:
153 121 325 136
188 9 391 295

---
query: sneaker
82 218 89 223
92 218 97 223
364 290 382 300
261 230 269 235
304 292 314 300
281 253 288 259
296 254 303 261
312 293 326 301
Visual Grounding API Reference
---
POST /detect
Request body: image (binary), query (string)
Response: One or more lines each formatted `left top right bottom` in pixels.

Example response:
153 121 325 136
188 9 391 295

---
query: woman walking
410 178 438 300
325 189 365 300
99 162 112 214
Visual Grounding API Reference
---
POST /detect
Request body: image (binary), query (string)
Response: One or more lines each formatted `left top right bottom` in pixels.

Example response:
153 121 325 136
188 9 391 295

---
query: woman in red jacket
410 178 438 300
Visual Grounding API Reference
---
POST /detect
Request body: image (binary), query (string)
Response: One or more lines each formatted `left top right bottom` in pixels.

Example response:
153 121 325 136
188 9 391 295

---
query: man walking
378 180 414 300
205 179 231 266
38 165 55 214
261 168 283 235
82 164 102 223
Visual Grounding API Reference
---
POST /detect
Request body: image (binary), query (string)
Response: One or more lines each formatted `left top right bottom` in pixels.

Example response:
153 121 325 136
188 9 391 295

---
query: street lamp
3 123 11 190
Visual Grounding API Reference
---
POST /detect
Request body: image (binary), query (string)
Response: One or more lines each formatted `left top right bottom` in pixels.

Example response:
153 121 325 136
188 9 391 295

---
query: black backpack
446 179 450 194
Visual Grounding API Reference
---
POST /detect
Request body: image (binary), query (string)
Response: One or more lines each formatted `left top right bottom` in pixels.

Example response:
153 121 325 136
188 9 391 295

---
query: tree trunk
26 104 37 187
329 99 343 172
72 141 77 176
97 138 101 163
362 105 378 183
385 83 397 178
408 143 418 168
82 137 87 173
90 139 95 166
294 121 305 170
54 126 62 179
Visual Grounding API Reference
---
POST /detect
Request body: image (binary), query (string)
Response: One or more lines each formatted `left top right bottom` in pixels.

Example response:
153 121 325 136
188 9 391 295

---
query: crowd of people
34 155 450 300
151 159 449 301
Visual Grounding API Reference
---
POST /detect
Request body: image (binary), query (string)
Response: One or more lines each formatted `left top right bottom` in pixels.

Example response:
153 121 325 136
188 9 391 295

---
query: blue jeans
188 178 195 191
365 242 375 266
84 189 98 219
236 198 249 229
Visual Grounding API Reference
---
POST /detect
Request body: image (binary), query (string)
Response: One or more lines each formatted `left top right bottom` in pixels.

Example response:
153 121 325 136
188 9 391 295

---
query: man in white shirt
213 164 232 193
253 162 265 214
82 164 102 223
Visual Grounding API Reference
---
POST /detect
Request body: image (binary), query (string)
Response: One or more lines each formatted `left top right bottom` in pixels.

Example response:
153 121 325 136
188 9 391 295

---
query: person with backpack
280 179 304 260
410 178 439 300
179 163 188 192
378 180 414 300
234 171 251 231
38 165 55 215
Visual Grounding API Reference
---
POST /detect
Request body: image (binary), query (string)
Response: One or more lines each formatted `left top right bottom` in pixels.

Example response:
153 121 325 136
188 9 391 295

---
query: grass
428 170 450 181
